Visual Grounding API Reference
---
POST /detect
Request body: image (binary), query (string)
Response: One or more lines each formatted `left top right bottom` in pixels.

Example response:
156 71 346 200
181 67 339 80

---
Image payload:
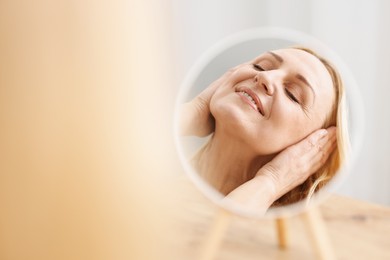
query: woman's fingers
299 127 336 159
297 127 337 175
309 137 337 173
181 62 271 137
310 127 336 161
180 67 237 136
320 129 337 156
198 62 254 100
183 63 256 136
303 128 330 153
257 126 338 199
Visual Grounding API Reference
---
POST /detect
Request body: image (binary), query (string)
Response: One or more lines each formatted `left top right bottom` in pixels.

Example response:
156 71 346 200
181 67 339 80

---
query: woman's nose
254 72 275 96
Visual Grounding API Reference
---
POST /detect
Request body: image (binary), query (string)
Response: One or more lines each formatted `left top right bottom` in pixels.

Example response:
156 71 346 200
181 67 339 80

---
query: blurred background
0 0 389 259
0 0 178 259
172 0 390 206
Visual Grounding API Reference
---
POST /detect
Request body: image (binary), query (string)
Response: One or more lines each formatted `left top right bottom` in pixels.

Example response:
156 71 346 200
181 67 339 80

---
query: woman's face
210 48 335 155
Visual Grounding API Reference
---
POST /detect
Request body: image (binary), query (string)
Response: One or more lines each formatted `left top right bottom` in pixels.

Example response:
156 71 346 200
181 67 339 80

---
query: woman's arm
223 174 277 215
225 127 337 214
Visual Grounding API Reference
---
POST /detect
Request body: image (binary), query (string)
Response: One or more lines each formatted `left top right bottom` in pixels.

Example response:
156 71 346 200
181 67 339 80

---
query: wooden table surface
171 175 390 260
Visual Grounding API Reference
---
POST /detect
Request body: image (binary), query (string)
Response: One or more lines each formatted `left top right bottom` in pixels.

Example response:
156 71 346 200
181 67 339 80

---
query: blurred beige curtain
0 0 176 259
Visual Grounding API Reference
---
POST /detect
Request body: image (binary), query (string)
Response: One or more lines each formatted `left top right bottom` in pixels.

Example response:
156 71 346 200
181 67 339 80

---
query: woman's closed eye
253 64 265 71
253 62 303 106
285 88 300 104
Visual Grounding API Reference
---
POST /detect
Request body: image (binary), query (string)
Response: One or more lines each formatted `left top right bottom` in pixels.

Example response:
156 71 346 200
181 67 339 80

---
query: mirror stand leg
199 209 231 260
275 218 288 249
301 207 336 260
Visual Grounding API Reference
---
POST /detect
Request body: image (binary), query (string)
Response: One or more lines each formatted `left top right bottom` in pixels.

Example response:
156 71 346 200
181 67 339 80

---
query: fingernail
319 129 328 138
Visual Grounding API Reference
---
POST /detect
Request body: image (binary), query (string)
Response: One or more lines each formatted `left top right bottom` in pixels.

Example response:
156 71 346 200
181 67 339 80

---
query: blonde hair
271 46 350 207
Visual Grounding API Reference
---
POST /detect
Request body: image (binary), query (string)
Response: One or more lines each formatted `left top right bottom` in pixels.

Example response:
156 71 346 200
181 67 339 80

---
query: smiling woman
179 46 349 214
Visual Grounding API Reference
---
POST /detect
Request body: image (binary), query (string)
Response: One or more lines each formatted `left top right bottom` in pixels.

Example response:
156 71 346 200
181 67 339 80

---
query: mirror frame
174 27 365 218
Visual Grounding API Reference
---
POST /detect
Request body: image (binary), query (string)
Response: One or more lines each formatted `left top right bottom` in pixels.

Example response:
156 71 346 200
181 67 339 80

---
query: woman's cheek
272 109 304 145
286 119 314 145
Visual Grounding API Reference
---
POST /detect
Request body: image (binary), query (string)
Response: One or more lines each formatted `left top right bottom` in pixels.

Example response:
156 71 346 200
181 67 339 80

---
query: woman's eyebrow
296 74 316 104
267 51 283 63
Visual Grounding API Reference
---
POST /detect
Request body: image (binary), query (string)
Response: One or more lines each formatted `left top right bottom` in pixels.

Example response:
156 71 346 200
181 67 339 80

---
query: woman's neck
194 130 275 195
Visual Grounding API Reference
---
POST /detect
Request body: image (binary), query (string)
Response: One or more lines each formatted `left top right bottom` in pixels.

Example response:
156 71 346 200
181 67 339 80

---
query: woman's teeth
240 91 259 111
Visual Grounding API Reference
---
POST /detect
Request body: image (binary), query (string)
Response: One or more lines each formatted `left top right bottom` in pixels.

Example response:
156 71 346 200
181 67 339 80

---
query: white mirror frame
174 27 365 219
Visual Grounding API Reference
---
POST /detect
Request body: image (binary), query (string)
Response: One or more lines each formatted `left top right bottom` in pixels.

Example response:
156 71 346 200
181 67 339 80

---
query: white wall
172 0 390 206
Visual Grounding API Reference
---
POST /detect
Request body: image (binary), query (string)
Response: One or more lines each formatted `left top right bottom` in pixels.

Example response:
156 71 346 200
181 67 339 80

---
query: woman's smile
235 87 265 116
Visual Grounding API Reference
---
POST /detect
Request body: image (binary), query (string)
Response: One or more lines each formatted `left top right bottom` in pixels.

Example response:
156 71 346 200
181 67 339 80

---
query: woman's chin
212 101 261 125
212 108 259 142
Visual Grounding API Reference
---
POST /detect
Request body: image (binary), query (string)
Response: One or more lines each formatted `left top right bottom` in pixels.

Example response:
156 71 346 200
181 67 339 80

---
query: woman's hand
225 127 337 213
179 65 244 136
258 126 337 201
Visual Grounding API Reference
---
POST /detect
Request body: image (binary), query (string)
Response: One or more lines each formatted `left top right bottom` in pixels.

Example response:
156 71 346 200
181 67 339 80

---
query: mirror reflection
177 41 350 216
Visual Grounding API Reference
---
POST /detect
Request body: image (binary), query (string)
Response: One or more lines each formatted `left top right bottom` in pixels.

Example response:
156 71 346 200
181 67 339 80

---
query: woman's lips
236 87 265 116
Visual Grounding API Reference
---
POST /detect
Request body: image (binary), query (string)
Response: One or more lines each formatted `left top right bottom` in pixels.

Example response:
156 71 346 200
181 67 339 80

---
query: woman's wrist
225 174 278 214
251 174 279 206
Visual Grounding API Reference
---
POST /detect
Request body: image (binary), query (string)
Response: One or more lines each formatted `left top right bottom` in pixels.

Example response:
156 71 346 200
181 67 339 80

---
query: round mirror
174 27 364 218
